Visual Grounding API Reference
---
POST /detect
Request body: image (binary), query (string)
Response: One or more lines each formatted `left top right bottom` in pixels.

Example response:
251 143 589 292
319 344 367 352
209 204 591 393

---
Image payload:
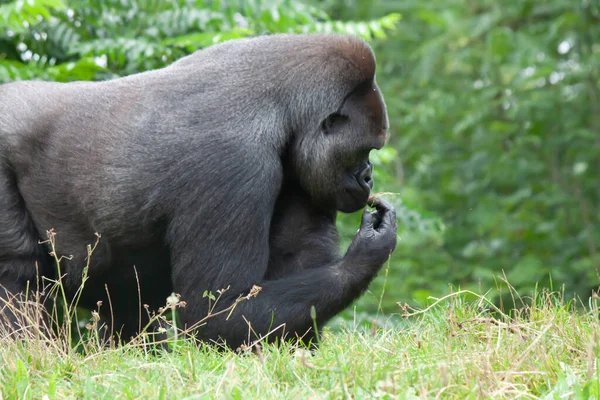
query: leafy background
1 0 598 320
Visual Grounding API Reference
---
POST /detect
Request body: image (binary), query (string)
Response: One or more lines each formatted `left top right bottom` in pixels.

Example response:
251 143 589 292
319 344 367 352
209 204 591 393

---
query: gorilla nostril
355 163 373 191
361 173 373 192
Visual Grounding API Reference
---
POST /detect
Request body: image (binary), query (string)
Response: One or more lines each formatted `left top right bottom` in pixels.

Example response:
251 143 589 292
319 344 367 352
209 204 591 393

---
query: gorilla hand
345 197 397 271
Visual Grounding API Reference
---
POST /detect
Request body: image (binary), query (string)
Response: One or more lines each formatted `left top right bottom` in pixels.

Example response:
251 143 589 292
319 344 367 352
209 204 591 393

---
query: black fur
0 33 397 348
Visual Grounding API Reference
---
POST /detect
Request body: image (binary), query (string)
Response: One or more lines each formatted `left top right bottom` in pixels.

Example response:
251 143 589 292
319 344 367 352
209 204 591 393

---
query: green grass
1 287 599 399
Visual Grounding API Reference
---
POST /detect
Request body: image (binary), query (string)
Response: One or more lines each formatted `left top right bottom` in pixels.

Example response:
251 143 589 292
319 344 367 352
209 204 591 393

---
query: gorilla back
0 33 397 348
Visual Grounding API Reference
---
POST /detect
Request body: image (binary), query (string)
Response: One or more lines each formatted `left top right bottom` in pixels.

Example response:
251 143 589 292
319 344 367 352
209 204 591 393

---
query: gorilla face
293 78 389 213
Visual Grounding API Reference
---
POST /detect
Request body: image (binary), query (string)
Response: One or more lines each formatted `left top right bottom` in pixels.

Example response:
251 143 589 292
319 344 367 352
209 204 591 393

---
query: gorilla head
283 40 390 214
322 81 389 213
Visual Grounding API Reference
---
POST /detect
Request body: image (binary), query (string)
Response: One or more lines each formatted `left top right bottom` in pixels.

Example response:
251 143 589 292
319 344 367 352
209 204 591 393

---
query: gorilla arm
167 173 396 348
158 34 395 348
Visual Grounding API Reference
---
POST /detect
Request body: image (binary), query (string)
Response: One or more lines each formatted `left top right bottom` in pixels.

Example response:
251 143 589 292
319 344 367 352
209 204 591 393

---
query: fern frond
0 0 65 33
0 59 49 82
296 13 401 40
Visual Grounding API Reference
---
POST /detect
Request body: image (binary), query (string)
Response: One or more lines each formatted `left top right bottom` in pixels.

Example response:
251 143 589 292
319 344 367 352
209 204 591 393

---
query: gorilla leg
103 272 173 343
75 254 174 344
0 272 32 331
0 168 51 333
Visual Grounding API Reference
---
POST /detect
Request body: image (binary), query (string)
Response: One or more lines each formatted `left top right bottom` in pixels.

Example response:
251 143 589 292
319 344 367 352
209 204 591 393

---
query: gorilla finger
371 209 383 230
376 207 397 232
359 209 376 230
372 198 394 215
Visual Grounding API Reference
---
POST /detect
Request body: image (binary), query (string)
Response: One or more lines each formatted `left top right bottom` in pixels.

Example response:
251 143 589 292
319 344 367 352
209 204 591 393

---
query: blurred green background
1 0 599 318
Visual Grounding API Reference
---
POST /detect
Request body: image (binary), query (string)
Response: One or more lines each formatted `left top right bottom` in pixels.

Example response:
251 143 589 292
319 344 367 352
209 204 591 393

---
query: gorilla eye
320 112 348 134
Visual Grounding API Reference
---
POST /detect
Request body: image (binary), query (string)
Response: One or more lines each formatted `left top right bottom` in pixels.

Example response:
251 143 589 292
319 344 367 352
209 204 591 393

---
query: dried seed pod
367 193 382 207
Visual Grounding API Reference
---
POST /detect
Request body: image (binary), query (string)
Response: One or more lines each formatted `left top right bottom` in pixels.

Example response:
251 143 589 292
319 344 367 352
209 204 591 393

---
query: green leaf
161 28 255 51
0 0 66 33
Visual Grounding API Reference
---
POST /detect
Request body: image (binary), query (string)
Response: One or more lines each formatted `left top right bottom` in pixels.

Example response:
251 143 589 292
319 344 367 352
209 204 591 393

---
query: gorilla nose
358 162 374 192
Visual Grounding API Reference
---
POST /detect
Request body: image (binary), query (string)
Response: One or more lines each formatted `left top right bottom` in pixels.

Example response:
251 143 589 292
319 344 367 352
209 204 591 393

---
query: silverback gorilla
0 33 397 349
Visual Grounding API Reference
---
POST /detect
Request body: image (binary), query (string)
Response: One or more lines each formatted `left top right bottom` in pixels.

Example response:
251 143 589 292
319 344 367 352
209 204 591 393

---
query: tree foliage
0 0 399 82
325 0 600 313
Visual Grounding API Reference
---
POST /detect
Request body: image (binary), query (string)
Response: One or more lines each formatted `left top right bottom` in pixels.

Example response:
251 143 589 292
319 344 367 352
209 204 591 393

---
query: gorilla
0 33 397 349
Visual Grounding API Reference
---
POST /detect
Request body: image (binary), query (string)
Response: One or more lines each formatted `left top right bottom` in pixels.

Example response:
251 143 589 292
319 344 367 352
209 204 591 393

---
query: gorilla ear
320 112 348 134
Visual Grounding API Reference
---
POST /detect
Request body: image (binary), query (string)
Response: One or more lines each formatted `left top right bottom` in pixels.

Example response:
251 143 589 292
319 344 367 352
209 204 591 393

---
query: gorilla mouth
349 186 370 205
338 182 370 213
